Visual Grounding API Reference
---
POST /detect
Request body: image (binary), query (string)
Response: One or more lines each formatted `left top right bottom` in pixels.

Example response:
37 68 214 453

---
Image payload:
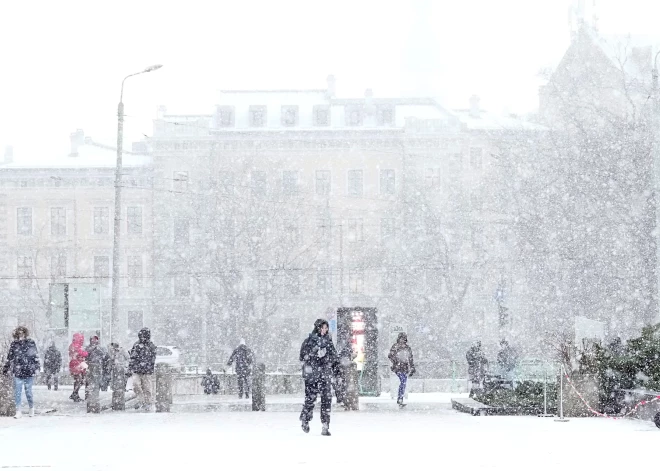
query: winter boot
321 424 331 436
29 408 35 417
301 420 310 433
14 411 22 419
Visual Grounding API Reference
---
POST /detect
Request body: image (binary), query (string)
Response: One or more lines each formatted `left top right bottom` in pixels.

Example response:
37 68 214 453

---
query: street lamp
111 64 163 346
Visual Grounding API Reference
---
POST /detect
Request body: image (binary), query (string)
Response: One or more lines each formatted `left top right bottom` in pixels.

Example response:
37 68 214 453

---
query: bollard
0 373 16 417
252 363 266 411
156 364 173 413
87 367 102 414
343 363 359 411
111 371 126 411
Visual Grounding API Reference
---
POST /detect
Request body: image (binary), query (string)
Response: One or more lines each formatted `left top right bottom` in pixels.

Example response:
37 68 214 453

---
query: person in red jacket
68 333 88 402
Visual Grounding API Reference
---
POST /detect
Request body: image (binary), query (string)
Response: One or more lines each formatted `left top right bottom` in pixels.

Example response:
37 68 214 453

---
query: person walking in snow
227 340 254 399
2 326 40 418
388 333 416 407
43 342 62 391
466 341 488 397
85 336 108 398
129 328 157 411
299 319 339 436
68 333 88 402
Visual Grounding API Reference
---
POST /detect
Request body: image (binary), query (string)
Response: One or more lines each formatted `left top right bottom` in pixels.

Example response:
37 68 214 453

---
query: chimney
326 74 336 99
4 145 13 164
469 95 481 118
69 129 85 157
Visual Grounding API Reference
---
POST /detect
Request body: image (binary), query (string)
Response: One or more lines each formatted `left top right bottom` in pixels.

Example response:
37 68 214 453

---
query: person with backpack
2 326 40 418
129 328 157 411
43 342 62 391
388 332 416 407
227 340 254 399
299 319 339 436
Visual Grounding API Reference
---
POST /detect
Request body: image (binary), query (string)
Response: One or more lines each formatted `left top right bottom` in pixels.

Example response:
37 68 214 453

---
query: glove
125 372 133 378
409 368 416 377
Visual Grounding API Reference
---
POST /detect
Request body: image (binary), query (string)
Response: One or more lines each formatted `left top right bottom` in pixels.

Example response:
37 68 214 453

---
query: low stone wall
173 373 305 396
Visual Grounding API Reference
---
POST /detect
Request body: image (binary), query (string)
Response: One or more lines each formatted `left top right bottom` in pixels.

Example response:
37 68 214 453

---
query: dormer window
346 106 363 126
281 106 299 127
249 105 267 127
216 106 235 128
314 105 330 126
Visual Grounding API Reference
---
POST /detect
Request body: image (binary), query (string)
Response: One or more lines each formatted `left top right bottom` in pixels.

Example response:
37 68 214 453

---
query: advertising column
389 323 408 400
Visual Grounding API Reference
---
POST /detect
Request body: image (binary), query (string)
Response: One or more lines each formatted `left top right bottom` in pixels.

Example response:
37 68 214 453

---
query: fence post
87 367 101 414
343 364 359 410
554 364 569 422
252 363 266 411
0 374 16 417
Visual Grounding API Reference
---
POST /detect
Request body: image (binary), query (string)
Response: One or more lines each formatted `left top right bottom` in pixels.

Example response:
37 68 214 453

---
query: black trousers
237 373 250 398
45 371 59 390
300 376 332 425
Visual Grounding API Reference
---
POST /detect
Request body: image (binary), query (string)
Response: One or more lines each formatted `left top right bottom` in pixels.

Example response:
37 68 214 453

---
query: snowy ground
1 401 659 470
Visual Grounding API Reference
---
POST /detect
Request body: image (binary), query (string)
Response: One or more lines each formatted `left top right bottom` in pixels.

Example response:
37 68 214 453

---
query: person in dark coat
227 340 254 399
497 339 518 381
109 343 129 394
129 328 157 411
201 368 220 395
388 333 416 406
43 342 62 391
299 319 339 436
85 336 108 398
2 326 40 418
466 341 488 397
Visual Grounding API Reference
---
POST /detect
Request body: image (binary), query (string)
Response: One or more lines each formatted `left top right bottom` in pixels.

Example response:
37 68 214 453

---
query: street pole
111 65 163 347
652 52 660 325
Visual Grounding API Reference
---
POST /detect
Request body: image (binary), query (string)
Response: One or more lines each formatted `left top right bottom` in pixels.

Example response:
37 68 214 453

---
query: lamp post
111 64 162 345
652 52 660 325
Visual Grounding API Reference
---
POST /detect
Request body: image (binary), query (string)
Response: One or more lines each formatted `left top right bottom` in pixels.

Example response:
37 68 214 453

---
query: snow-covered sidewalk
1 406 658 470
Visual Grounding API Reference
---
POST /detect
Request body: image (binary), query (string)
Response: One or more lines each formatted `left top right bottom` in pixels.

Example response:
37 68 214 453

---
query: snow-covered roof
453 110 545 131
0 142 151 170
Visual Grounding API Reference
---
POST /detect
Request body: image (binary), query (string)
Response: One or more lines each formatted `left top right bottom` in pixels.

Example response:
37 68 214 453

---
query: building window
471 192 483 212
17 256 33 289
347 170 363 197
17 207 32 236
347 218 364 242
174 276 191 297
450 153 463 172
382 269 396 294
127 256 143 287
313 105 331 126
381 218 395 241
425 168 441 188
316 269 332 294
315 170 331 196
470 147 483 170
346 107 363 126
282 171 298 196
316 218 331 243
173 218 190 245
94 256 109 283
51 254 66 278
377 106 395 126
426 268 443 292
284 219 301 245
173 171 188 191
471 226 483 252
94 207 110 235
127 207 142 235
349 270 364 294
249 105 267 127
286 271 301 295
218 171 234 196
281 106 299 127
128 310 144 339
216 106 235 128
251 171 267 197
51 207 67 236
257 270 269 294
380 169 395 195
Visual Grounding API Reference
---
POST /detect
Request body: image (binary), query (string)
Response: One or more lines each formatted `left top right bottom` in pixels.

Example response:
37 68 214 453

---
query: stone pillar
252 363 266 411
343 364 360 411
155 364 173 413
0 374 16 417
86 367 101 414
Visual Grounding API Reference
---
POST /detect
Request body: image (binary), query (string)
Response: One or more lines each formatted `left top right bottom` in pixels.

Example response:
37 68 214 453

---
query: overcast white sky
1 0 658 157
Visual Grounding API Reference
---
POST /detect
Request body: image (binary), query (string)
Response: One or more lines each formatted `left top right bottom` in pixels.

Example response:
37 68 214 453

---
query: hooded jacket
44 344 62 373
3 338 40 379
388 333 415 375
129 328 157 375
299 319 339 381
68 333 88 375
227 344 255 376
